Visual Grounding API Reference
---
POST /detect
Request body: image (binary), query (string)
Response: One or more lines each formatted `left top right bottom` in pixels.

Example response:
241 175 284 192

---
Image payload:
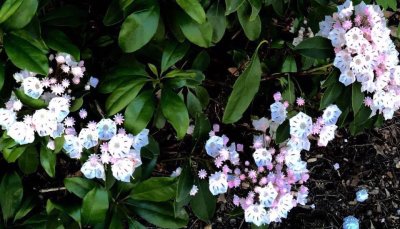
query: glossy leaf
44 29 80 60
14 197 35 222
178 8 213 48
192 50 210 71
118 1 160 52
18 146 39 174
281 55 297 73
4 32 48 75
41 5 86 27
190 179 216 222
281 76 295 104
187 91 203 117
103 0 124 26
225 0 245 15
161 41 190 74
237 1 261 41
64 177 97 199
82 187 109 225
161 89 189 139
294 36 334 59
2 0 38 30
40 145 56 178
124 90 155 135
207 3 227 43
0 0 24 23
352 82 364 115
0 172 23 223
275 120 290 144
3 145 27 163
130 177 176 202
14 89 48 109
193 113 211 140
320 82 344 110
222 43 263 123
176 0 206 24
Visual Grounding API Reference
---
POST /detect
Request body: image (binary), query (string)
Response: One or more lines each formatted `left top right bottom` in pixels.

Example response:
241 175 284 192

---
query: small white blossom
22 77 43 99
8 122 35 145
209 172 228 195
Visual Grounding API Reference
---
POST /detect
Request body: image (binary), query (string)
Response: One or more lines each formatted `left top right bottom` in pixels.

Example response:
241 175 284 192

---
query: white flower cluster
291 19 314 46
318 0 400 120
0 52 148 182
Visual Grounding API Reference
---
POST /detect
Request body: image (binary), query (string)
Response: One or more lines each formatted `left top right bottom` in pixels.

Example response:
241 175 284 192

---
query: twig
39 187 66 193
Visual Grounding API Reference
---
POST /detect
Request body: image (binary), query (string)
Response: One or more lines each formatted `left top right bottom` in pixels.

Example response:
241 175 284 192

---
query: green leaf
46 200 81 226
14 197 35 222
207 3 227 43
0 0 24 23
2 0 38 30
103 0 124 26
124 90 155 135
54 136 65 154
126 200 189 228
187 91 203 117
14 89 48 109
161 89 189 139
281 55 297 73
164 69 205 88
82 187 109 226
3 145 27 163
161 41 190 74
222 42 264 123
190 179 216 222
352 83 364 115
176 0 206 24
118 1 160 52
225 0 245 15
139 137 160 180
294 36 334 59
64 177 96 199
0 172 23 223
177 8 213 48
69 97 83 112
130 177 177 202
320 82 344 110
272 0 284 16
194 86 210 109
192 50 210 71
40 145 56 178
193 113 211 140
237 1 261 41
176 166 194 203
105 79 146 116
44 29 80 60
18 146 39 174
4 32 48 75
248 0 262 21
0 61 4 92
275 120 290 144
41 5 86 27
281 76 295 104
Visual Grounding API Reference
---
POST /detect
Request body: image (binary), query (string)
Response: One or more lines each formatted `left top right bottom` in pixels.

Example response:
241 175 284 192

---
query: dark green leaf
118 1 160 52
207 3 227 43
82 187 109 225
176 166 193 203
248 0 262 21
161 88 189 139
40 145 56 178
192 50 210 71
18 146 39 174
0 0 24 23
225 0 245 15
222 43 263 123
281 76 295 104
194 86 210 109
124 90 155 135
193 113 211 140
139 137 160 180
4 32 48 75
177 8 213 48
352 83 364 115
44 29 80 60
187 91 203 117
190 179 216 222
320 82 344 110
41 5 86 27
294 36 334 59
281 55 297 73
2 0 38 30
3 145 27 163
0 172 23 223
103 0 124 26
176 0 206 24
14 196 35 222
69 97 83 112
161 41 190 74
237 1 261 41
64 177 97 199
105 80 146 116
275 120 290 144
14 89 47 109
130 177 176 202
126 200 189 228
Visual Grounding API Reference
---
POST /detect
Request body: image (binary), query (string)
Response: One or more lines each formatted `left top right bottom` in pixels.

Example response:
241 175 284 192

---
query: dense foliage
0 0 399 228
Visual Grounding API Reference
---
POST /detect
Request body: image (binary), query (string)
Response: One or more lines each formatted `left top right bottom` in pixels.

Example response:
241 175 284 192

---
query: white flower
343 216 359 229
350 54 370 74
339 69 356 86
8 122 35 145
209 171 228 195
78 128 99 149
13 70 34 83
287 136 310 151
48 97 70 122
333 50 351 72
328 27 346 47
22 76 43 99
63 135 82 159
171 167 182 177
318 16 334 37
258 182 278 208
131 129 149 151
345 28 367 53
126 149 142 169
96 118 117 140
322 105 342 125
111 158 134 182
12 100 22 111
0 108 17 130
50 123 65 138
108 134 133 158
337 0 353 19
355 189 368 202
81 154 105 180
270 101 287 124
205 135 224 158
252 148 272 167
318 124 337 146
252 117 270 132
71 66 84 78
32 109 58 137
275 193 294 219
289 112 312 138
189 185 198 196
284 147 302 168
244 204 268 226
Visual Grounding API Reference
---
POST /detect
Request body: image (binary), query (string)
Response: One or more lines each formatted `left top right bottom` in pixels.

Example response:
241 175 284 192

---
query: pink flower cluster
318 0 400 120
